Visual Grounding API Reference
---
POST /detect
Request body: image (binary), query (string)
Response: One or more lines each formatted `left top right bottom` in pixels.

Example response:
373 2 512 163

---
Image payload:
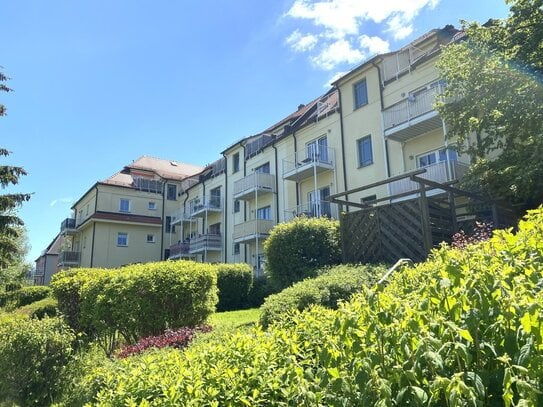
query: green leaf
459 329 474 343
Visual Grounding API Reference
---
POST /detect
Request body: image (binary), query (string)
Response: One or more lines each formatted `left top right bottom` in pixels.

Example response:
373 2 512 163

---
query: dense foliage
265 216 342 289
116 325 212 359
260 264 384 328
15 297 59 319
216 263 253 311
73 207 543 405
51 261 217 354
0 316 75 406
0 285 50 309
437 0 543 210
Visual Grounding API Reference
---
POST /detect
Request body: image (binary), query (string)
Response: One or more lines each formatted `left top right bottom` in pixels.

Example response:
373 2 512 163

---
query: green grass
192 308 261 347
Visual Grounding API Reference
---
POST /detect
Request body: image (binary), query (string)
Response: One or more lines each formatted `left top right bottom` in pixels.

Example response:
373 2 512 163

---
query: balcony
58 251 81 267
233 219 275 244
189 196 223 218
383 84 444 142
169 209 194 225
389 161 469 197
168 242 191 259
189 234 222 254
60 218 77 235
233 173 275 201
284 200 334 222
283 147 335 181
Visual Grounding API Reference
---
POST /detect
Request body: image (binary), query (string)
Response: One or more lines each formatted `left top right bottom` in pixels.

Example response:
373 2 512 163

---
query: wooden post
448 191 458 233
491 204 499 228
418 181 433 254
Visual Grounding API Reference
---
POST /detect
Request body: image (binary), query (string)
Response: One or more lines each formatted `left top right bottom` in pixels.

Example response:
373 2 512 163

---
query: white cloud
324 71 349 88
359 35 390 55
311 39 364 70
284 0 439 70
50 197 73 207
285 30 318 52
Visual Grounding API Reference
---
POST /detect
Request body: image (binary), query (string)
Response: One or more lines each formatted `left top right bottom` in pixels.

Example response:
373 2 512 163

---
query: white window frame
353 78 368 109
119 198 131 213
148 201 157 210
117 232 128 247
257 205 271 220
357 135 373 167
146 234 156 243
166 184 177 201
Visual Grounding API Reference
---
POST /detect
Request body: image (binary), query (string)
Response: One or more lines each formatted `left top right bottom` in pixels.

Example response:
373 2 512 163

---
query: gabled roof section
36 233 62 261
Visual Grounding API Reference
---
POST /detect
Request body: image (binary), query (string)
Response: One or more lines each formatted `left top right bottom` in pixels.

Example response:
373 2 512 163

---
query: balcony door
209 187 221 208
308 186 331 218
417 148 457 168
306 136 328 163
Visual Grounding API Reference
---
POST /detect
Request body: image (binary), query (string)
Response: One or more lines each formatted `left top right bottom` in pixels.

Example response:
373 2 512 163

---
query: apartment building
39 25 470 275
34 233 62 285
57 156 202 269
163 25 466 273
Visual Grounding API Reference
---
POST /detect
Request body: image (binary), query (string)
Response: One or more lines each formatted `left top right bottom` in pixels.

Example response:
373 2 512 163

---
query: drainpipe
241 144 247 264
222 155 228 263
90 186 98 267
161 181 166 260
372 60 391 179
336 87 349 210
272 141 280 222
292 130 300 207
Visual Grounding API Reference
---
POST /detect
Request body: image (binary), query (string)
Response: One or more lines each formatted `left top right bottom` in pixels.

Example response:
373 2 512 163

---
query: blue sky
1 0 509 264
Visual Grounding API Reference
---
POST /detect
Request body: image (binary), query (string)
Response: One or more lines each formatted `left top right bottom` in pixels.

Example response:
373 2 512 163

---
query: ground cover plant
72 207 543 406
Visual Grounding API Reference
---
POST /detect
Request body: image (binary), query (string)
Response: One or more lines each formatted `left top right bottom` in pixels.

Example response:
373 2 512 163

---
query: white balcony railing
283 146 335 180
189 196 223 217
233 173 275 200
168 242 190 258
284 200 334 222
389 161 469 196
58 251 81 266
233 219 275 242
60 218 77 234
169 209 193 225
383 83 444 131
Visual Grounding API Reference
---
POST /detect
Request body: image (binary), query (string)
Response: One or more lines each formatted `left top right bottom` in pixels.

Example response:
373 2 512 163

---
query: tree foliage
0 69 31 270
436 0 543 210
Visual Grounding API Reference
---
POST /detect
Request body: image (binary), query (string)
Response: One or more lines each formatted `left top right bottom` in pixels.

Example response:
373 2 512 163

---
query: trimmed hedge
0 285 51 309
260 264 384 327
264 216 342 289
216 263 253 311
0 316 75 406
72 208 543 406
14 297 58 319
51 261 217 353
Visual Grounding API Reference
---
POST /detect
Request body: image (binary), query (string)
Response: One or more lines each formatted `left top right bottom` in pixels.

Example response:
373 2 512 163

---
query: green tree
1 69 31 270
436 0 543 210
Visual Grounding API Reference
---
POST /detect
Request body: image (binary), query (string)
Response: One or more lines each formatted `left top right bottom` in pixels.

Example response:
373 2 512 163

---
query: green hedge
14 297 58 319
72 208 543 406
260 264 383 327
264 216 342 289
216 263 253 311
52 261 217 353
0 316 75 406
0 285 51 309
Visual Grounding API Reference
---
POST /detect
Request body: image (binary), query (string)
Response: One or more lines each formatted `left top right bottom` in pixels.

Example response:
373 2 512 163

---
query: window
209 222 221 235
148 201 157 210
254 162 270 174
308 187 331 217
165 216 175 233
362 194 377 203
166 184 177 200
353 79 368 109
232 153 240 173
357 135 373 167
146 234 156 243
164 249 170 260
119 198 131 213
417 148 458 168
233 243 240 255
234 199 241 213
257 205 271 220
117 232 128 247
306 137 328 162
210 187 221 208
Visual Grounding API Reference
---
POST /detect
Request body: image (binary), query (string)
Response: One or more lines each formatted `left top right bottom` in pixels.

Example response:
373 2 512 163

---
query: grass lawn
192 308 261 346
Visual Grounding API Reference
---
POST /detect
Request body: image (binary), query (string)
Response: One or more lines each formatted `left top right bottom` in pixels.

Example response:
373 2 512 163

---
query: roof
35 233 62 261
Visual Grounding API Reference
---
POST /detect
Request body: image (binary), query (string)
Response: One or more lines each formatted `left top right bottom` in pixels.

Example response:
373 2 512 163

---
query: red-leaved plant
116 325 212 359
451 221 493 249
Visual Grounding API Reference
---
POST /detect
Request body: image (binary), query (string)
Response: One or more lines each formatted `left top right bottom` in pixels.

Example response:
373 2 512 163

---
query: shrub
264 216 341 289
14 297 58 319
0 285 51 309
50 268 111 332
116 325 212 359
76 208 543 406
216 263 253 311
260 264 383 327
0 316 75 406
246 275 276 307
79 260 217 353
